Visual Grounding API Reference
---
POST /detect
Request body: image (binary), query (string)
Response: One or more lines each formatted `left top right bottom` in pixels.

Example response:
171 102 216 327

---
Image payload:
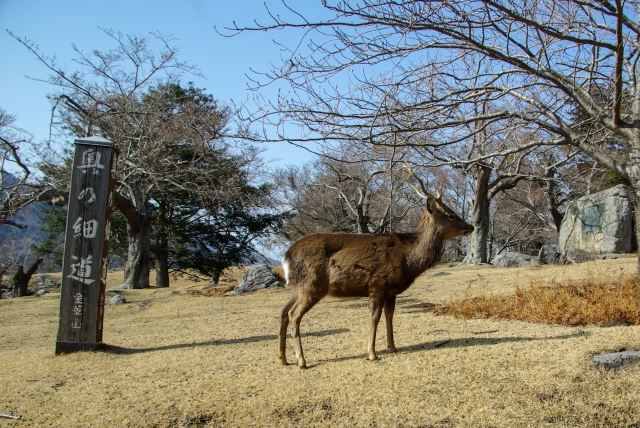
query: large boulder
228 263 284 295
558 185 633 255
492 252 541 268
538 245 599 265
562 247 598 264
538 245 561 265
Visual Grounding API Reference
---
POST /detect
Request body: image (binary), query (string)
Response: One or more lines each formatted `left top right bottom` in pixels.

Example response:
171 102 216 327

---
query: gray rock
593 351 640 370
558 185 633 255
492 252 541 268
106 294 126 306
138 301 149 309
538 245 561 265
36 289 47 296
562 247 598 264
228 263 284 295
429 272 451 277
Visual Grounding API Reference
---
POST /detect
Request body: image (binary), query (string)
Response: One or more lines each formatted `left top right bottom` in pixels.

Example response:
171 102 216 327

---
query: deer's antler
404 162 441 202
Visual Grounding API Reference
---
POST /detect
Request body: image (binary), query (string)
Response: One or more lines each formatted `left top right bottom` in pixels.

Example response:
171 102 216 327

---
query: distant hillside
0 201 49 242
1 171 51 264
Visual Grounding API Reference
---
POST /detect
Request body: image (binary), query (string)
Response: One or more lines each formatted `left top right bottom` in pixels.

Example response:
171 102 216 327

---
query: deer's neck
405 219 445 277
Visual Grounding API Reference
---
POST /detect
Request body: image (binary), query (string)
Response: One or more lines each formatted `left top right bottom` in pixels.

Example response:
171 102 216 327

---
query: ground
0 258 639 427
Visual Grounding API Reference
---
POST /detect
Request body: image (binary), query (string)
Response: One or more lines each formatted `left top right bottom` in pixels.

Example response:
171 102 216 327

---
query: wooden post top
75 136 118 150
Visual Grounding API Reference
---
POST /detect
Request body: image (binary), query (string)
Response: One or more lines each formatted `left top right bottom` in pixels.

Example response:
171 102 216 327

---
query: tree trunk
0 265 5 296
545 168 564 232
632 184 640 277
356 204 371 233
152 200 171 288
12 258 43 297
115 187 151 289
154 232 170 288
122 215 151 289
462 164 492 264
211 268 222 285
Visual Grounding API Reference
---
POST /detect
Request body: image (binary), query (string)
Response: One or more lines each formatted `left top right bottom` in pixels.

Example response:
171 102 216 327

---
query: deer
278 165 474 368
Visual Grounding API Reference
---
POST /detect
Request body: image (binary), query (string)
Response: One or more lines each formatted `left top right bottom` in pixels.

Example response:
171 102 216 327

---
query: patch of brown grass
433 273 640 326
187 285 236 297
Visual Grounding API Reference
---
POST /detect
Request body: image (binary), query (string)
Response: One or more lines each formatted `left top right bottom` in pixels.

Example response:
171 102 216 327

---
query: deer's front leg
384 295 397 353
368 295 385 361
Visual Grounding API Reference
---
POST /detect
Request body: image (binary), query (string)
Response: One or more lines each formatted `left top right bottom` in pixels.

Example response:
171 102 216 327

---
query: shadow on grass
315 331 591 367
100 328 350 355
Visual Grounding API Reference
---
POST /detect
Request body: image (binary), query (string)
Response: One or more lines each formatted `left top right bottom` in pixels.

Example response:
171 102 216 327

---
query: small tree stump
12 258 43 298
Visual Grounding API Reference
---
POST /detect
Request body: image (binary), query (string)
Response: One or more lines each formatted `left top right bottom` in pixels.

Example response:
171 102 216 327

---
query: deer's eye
447 213 456 220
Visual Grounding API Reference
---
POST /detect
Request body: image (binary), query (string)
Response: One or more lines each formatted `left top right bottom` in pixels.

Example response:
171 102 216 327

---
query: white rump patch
281 257 290 286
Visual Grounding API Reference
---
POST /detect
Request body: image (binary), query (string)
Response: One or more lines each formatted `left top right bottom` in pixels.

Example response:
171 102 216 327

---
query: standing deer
279 167 474 368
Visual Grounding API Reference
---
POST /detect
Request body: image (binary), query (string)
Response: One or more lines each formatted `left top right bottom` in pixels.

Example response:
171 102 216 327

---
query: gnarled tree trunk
122 216 151 289
115 187 151 289
462 164 492 265
153 231 170 288
12 258 43 297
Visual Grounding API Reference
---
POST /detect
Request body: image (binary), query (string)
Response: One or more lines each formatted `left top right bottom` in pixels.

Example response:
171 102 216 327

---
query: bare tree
1 108 62 228
11 30 257 289
0 227 43 297
274 150 421 243
231 0 640 273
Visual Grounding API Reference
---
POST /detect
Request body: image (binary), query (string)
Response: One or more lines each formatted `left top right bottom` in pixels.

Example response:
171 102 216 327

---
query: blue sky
0 0 324 167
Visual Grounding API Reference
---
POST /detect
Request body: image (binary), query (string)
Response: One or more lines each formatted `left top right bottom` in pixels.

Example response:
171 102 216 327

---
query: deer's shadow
100 328 350 355
313 331 590 367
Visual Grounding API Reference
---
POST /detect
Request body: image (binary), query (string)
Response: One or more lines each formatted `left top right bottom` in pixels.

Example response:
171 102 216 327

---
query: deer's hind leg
289 287 324 368
384 295 397 353
278 292 298 365
368 294 386 361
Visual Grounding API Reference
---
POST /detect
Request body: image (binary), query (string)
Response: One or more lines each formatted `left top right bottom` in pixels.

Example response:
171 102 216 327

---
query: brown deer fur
279 195 474 368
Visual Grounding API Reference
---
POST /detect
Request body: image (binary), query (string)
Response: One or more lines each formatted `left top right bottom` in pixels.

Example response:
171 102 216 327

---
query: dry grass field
1 258 640 427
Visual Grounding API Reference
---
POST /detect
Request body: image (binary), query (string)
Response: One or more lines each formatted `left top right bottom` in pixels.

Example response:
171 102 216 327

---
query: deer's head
405 163 474 240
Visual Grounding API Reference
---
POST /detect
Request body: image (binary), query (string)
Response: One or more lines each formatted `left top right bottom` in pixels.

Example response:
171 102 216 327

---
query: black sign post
55 137 118 354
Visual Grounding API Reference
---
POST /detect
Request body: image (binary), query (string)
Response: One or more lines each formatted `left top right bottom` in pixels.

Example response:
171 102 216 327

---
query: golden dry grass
0 258 639 427
434 271 640 326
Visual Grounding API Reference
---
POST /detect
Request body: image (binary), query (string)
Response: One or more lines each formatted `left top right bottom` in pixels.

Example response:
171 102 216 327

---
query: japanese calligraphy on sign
78 187 96 203
77 149 105 174
72 217 99 239
68 255 96 285
56 137 118 355
71 292 83 329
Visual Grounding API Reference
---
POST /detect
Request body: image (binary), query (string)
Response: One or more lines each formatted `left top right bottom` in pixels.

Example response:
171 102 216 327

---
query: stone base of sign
55 341 103 354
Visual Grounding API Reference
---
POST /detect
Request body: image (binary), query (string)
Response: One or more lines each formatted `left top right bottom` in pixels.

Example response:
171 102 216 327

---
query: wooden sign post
55 137 118 354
